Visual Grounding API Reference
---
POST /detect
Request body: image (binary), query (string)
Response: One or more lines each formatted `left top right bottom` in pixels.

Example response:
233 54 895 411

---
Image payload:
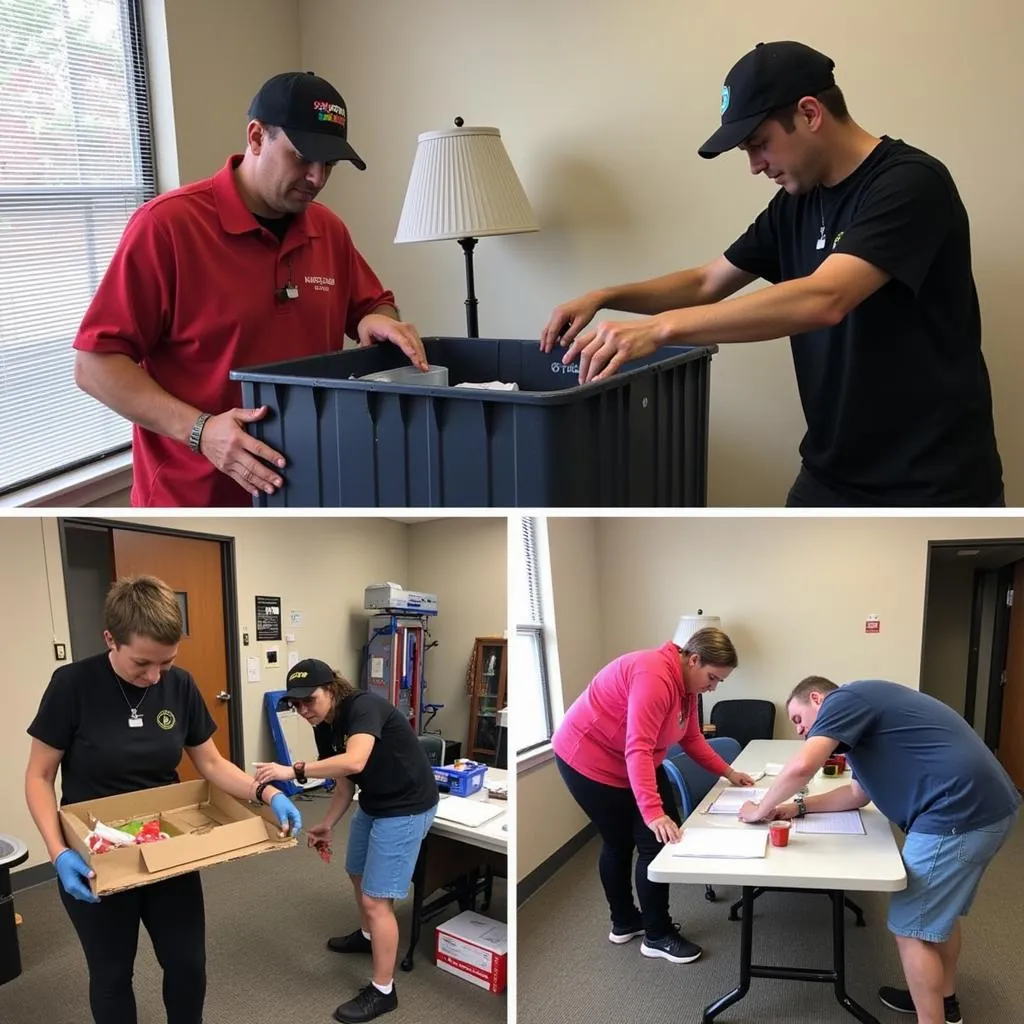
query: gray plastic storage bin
229 337 715 507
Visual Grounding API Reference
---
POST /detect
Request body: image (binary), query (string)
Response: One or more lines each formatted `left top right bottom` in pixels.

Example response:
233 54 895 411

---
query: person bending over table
737 676 1021 1024
552 627 755 965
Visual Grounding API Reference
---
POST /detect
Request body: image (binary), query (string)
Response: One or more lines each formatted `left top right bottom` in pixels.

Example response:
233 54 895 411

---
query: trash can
230 337 715 508
0 835 29 986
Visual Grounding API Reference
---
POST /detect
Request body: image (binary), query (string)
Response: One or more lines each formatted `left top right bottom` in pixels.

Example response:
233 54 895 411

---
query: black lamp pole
458 236 480 338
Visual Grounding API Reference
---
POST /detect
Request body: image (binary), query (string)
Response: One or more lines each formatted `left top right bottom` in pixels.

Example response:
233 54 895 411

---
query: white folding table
649 740 906 1023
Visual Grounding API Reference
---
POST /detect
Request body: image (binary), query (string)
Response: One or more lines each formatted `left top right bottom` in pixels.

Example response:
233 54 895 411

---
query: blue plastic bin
230 337 715 507
433 761 487 797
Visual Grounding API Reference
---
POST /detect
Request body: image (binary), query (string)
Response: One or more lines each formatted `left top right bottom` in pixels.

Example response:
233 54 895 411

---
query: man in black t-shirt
540 40 1004 507
253 659 439 1023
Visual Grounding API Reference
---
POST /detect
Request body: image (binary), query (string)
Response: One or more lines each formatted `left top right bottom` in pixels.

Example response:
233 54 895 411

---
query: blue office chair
662 736 742 902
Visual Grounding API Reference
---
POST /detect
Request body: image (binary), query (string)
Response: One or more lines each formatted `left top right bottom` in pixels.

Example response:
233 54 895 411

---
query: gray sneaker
640 926 702 964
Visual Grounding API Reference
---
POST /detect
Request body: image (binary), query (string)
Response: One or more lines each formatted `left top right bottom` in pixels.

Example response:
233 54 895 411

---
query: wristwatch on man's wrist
793 793 807 818
293 761 307 785
187 412 212 453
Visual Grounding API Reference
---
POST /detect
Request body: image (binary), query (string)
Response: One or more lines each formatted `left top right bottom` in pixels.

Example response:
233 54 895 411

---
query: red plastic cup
769 820 791 848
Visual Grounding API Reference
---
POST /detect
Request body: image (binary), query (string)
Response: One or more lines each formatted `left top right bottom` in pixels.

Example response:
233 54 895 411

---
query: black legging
59 870 206 1024
556 754 680 940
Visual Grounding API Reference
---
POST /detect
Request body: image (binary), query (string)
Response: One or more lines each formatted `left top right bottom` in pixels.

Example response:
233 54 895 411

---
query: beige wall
2 515 504 871
407 517 508 750
284 0 1023 506
518 515 1024 878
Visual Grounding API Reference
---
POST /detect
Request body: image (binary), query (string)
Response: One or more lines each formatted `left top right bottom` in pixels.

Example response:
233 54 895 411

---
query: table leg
400 844 428 972
829 890 879 1023
702 886 754 1022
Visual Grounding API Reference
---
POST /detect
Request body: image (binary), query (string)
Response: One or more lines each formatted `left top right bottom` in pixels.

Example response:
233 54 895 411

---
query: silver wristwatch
187 412 212 453
793 793 807 818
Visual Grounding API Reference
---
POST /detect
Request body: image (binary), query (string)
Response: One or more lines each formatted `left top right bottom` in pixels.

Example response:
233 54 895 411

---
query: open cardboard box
59 779 296 896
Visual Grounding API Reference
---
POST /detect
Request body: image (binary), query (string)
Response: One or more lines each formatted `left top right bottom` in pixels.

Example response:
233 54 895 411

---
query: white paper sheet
794 811 866 835
669 827 769 858
707 787 770 814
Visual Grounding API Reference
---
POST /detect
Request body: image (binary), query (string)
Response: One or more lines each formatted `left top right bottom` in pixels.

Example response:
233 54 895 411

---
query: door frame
57 516 245 767
922 537 1024 753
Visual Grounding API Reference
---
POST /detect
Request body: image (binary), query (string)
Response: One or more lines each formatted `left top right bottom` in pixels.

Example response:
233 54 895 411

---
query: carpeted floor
518 815 1024 1024
2 792 507 1024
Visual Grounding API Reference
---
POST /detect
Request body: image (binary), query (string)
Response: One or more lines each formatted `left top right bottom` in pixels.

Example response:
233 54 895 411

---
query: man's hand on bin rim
199 407 286 497
356 314 429 371
564 316 664 383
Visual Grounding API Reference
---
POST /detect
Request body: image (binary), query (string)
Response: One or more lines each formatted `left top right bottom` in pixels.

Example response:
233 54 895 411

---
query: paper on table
707 787 770 814
794 811 865 834
434 799 505 828
764 762 784 776
670 828 768 859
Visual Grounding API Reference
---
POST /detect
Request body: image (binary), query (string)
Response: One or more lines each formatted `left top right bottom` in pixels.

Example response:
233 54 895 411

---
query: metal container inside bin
229 337 716 508
361 364 449 387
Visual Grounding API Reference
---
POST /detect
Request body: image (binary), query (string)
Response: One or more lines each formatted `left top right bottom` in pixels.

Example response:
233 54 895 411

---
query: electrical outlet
54 643 67 661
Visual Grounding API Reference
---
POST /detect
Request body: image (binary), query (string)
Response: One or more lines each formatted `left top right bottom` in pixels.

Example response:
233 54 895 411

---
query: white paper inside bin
360 365 449 386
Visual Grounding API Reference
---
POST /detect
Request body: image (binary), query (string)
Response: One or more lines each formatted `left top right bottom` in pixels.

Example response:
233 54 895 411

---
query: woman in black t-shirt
24 576 302 1024
254 658 439 1024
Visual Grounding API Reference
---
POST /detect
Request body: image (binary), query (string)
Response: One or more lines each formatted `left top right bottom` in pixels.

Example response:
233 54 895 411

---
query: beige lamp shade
395 125 538 243
672 613 722 647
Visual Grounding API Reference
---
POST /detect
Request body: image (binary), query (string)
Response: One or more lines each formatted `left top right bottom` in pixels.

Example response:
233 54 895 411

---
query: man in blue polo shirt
737 676 1020 1024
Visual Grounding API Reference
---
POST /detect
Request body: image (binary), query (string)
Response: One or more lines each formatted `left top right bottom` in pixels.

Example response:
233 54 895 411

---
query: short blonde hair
680 627 738 669
104 576 183 646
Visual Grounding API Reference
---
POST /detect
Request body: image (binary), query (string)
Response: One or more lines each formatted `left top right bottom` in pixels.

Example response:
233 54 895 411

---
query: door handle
216 691 231 702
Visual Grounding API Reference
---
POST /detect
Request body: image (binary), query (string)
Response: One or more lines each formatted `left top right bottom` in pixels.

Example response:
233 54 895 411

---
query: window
513 516 558 754
0 0 155 495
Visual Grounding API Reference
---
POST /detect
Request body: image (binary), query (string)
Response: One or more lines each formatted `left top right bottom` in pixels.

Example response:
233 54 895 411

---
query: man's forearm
755 762 817 817
660 275 842 347
800 785 867 814
74 351 201 443
597 267 715 316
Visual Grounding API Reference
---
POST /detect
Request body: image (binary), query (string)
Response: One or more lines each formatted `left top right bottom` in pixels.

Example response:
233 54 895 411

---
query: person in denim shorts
737 676 1021 1024
254 658 438 1023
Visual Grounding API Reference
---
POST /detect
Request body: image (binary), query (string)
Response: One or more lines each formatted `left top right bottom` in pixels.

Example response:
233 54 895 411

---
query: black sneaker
878 985 962 1024
608 920 645 944
333 983 398 1023
640 926 702 964
327 928 373 954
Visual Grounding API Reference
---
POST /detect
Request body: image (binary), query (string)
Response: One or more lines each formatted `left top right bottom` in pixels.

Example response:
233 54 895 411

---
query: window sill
517 744 555 774
0 451 133 508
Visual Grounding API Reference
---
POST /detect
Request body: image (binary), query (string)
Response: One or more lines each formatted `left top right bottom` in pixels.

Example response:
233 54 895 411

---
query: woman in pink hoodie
552 627 753 965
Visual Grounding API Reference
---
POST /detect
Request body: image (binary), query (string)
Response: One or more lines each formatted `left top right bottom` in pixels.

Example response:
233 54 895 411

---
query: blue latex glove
54 849 100 903
270 793 302 838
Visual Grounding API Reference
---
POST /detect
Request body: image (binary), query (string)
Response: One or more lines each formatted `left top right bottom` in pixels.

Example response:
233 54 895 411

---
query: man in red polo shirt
73 71 428 508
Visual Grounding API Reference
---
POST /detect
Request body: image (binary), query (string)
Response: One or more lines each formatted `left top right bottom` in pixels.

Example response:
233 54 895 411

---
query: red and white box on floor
435 912 507 993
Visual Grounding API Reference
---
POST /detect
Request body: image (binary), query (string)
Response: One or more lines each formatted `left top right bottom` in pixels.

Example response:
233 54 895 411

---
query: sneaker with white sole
877 985 962 1024
640 925 702 964
608 921 645 944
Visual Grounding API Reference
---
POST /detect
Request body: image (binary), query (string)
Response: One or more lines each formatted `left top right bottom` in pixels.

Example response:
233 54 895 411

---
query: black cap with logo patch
277 658 336 707
698 41 836 159
248 71 366 169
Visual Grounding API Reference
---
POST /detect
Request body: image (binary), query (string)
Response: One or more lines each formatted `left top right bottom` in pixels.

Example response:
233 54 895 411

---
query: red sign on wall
865 620 880 633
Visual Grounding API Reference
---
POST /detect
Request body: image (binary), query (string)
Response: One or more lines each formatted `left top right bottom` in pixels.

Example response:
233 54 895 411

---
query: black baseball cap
278 658 336 706
248 71 366 169
698 41 836 159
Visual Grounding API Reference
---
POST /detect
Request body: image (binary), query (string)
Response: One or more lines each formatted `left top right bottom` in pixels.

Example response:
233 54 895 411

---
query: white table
649 740 906 1023
402 768 508 970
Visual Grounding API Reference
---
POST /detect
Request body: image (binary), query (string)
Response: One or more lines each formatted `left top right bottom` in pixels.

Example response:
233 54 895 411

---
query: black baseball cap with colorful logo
278 658 336 706
698 41 836 159
248 71 367 169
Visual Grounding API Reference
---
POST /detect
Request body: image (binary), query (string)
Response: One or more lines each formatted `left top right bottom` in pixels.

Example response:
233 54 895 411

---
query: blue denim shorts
345 804 437 899
888 810 1018 942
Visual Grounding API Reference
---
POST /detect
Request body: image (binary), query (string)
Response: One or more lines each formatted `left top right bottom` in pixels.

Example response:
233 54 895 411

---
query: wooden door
112 530 232 781
998 560 1024 789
